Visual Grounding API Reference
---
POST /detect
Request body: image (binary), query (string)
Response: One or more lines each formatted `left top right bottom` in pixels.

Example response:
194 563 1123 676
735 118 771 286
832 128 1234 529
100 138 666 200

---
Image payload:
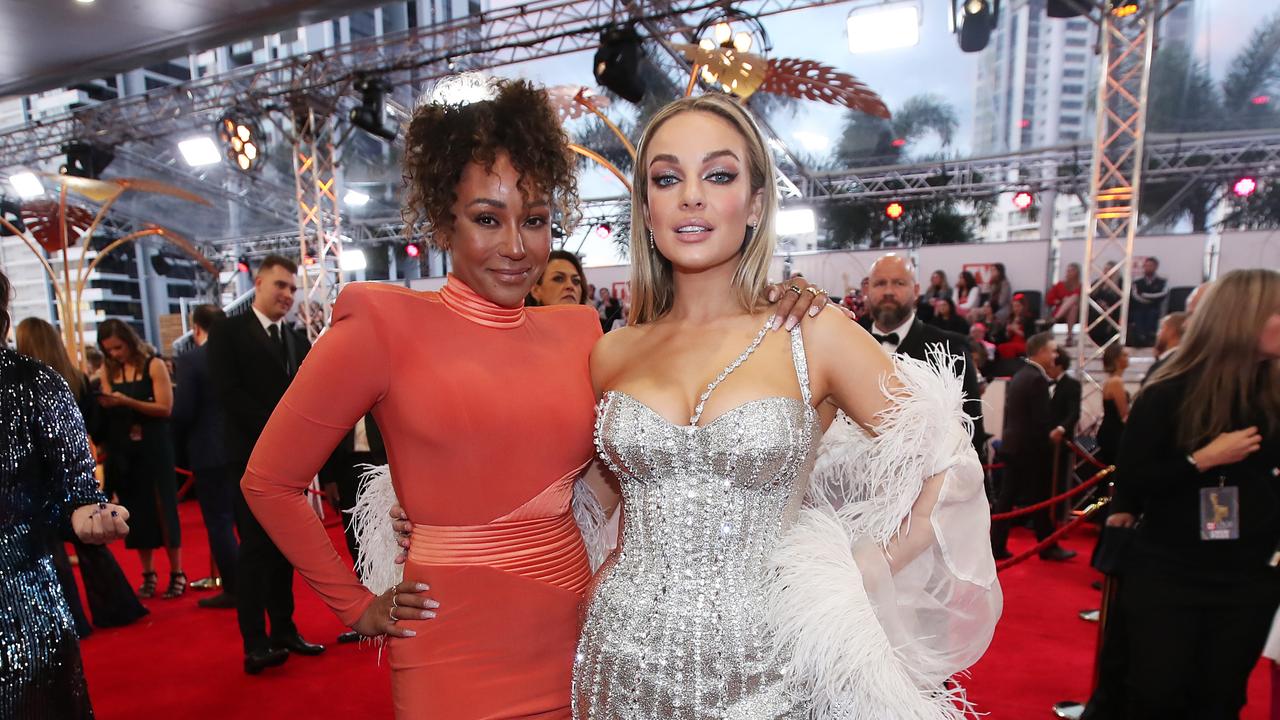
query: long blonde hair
1144 268 1280 449
16 317 85 396
627 94 778 325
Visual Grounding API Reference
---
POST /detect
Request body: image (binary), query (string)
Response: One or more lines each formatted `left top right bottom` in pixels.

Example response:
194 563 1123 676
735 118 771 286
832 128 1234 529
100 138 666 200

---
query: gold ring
805 286 822 297
787 285 803 295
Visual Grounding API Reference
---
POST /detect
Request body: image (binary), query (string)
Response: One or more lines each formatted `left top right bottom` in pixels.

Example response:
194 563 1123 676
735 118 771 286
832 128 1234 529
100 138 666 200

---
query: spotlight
350 76 397 142
344 189 370 207
61 141 114 178
218 114 263 173
178 137 221 167
594 24 646 104
952 0 999 53
404 242 421 258
8 172 44 199
1232 177 1258 198
340 249 368 272
885 202 904 220
236 255 251 274
1012 191 1035 210
1110 0 1139 18
1252 95 1270 106
595 223 613 239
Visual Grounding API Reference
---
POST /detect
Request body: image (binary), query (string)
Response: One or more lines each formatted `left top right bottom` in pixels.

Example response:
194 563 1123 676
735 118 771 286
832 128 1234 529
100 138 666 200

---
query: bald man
860 254 988 464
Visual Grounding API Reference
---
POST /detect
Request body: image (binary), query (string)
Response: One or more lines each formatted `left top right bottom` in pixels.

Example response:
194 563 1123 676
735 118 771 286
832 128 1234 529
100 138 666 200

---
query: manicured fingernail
771 316 782 331
784 317 797 331
421 610 436 619
768 288 778 302
809 305 820 317
399 540 409 548
427 600 440 609
403 630 417 637
415 583 429 591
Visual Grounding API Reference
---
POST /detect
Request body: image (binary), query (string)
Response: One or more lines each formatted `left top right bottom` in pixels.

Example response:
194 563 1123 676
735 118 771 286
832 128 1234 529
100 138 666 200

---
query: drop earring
648 230 655 250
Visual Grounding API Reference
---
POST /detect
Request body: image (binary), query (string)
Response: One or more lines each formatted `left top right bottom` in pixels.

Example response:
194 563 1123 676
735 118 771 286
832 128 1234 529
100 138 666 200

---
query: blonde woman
571 94 1000 718
1109 269 1279 718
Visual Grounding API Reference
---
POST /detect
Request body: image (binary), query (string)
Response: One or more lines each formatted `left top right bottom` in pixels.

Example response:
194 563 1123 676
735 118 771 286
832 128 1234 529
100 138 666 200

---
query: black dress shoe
271 634 326 656
196 592 236 609
243 648 289 675
337 631 361 644
1040 545 1078 562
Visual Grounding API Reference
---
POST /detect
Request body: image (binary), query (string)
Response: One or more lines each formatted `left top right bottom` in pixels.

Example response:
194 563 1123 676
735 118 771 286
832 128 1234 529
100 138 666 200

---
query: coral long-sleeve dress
242 276 601 719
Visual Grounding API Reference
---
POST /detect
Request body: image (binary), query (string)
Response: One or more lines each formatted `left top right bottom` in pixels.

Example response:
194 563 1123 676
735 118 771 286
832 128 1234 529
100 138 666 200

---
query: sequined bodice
573 325 820 719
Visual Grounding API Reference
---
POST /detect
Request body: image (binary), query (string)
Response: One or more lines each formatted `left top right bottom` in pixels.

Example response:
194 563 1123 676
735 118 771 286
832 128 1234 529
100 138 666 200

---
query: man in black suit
860 254 988 465
991 332 1076 561
172 304 238 610
1142 311 1187 388
320 414 387 572
207 255 325 674
1047 348 1082 518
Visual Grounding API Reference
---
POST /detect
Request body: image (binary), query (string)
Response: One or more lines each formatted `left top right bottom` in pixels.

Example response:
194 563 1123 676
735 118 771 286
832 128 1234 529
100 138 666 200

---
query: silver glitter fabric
0 348 103 719
574 325 819 720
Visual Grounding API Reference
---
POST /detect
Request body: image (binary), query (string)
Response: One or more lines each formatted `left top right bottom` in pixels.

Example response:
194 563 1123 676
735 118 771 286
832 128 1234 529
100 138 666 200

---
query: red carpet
75 500 1270 718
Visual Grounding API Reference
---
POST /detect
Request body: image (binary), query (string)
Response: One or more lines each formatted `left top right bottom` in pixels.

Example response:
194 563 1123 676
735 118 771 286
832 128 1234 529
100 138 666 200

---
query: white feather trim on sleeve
573 477 618 572
347 463 404 594
766 345 1001 718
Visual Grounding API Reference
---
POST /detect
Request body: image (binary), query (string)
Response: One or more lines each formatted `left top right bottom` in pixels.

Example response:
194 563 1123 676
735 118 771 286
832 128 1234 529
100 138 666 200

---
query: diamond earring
648 230 655 249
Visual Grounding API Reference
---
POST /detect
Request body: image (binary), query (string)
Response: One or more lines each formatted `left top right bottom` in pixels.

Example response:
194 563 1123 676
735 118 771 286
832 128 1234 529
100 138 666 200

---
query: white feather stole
764 347 1002 719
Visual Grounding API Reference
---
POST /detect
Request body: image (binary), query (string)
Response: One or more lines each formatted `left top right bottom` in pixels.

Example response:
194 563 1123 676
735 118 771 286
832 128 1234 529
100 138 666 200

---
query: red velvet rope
989 466 1114 521
995 511 1099 572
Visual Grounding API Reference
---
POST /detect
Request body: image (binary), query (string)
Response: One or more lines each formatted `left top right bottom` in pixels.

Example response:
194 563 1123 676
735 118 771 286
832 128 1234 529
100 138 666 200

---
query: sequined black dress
1 348 104 719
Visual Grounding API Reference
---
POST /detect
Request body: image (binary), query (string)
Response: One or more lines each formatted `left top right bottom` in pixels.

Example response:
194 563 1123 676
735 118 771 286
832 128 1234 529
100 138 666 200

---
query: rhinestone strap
689 319 773 427
789 324 813 409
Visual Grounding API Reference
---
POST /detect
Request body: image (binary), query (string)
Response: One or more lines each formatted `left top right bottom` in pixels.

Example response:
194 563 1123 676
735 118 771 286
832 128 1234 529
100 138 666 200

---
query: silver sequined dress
574 324 820 719
0 348 103 719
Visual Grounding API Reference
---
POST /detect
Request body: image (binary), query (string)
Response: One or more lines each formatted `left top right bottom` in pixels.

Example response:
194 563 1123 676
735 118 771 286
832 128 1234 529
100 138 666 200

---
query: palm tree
837 94 959 166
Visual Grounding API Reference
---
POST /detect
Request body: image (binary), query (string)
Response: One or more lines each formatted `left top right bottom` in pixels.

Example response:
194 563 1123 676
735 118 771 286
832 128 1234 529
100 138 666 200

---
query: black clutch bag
1091 524 1137 576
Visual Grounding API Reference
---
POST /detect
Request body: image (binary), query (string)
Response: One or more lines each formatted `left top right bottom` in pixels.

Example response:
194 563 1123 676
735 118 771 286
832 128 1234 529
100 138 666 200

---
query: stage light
777 207 816 236
891 137 907 148
340 249 368 272
62 141 114 178
594 24 646 104
885 202 904 220
733 31 753 53
236 255 251 274
1012 191 1035 210
9 172 44 199
218 114 263 173
1233 177 1258 198
404 242 421 259
344 189 370 207
1110 0 1139 18
595 223 613 239
953 0 998 53
350 76 397 142
1253 95 1271 106
178 137 221 167
847 1 921 54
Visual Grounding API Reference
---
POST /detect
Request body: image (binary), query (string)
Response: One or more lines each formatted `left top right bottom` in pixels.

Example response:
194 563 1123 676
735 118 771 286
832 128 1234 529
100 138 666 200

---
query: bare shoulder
801 306 892 376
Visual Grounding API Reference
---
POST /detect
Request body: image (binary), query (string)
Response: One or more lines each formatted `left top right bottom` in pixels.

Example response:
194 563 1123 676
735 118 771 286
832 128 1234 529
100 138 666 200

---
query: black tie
872 332 900 346
267 323 290 372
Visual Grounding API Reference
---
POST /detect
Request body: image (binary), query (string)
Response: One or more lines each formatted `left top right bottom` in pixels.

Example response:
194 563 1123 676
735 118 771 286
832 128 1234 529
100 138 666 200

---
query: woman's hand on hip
390 503 411 565
352 580 438 638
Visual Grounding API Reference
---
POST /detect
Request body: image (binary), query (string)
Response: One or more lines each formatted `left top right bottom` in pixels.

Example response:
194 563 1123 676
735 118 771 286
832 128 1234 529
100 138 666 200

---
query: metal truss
1076 2 1157 396
793 130 1280 203
0 0 845 169
292 105 344 341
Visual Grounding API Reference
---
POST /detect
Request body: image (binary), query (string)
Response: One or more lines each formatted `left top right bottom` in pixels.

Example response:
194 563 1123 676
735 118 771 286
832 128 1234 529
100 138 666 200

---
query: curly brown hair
401 79 579 247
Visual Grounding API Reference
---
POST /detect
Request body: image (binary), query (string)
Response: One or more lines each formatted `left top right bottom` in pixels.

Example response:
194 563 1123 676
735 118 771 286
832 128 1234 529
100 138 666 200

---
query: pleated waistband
408 511 591 594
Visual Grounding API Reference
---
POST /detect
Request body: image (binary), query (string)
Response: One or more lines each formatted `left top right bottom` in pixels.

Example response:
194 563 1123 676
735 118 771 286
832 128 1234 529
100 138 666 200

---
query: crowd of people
0 75 1275 720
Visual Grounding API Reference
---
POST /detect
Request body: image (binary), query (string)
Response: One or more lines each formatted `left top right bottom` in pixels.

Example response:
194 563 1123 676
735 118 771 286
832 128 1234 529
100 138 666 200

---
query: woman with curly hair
241 78 826 718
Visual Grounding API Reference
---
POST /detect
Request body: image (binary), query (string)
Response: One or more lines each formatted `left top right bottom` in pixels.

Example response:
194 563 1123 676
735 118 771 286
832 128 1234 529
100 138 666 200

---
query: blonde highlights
627 94 778 325
16 317 84 396
1144 268 1280 449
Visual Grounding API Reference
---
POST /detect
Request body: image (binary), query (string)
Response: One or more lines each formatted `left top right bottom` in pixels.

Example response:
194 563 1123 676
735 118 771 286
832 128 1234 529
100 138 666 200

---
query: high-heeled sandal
138 571 158 599
162 571 188 599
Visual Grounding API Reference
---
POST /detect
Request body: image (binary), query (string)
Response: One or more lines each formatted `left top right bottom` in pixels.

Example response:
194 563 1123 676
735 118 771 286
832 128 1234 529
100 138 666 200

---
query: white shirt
251 305 286 337
872 312 916 354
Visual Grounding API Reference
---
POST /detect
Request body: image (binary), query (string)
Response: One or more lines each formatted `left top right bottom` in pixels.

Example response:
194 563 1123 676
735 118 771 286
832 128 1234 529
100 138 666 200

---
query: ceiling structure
0 0 396 97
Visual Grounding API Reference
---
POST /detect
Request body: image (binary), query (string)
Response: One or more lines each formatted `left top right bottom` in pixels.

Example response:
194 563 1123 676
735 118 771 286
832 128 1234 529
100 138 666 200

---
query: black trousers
193 464 239 594
1115 575 1276 719
330 452 377 575
990 449 1055 553
232 463 297 653
1082 579 1129 719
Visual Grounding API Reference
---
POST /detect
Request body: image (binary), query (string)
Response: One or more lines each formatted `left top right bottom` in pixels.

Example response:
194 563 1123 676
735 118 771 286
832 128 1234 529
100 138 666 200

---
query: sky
460 0 1274 264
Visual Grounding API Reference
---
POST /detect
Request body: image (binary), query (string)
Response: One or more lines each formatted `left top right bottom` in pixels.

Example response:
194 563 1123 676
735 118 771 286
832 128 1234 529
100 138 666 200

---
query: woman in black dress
1096 343 1130 465
1113 268 1280 718
96 319 185 599
0 269 131 718
16 317 149 631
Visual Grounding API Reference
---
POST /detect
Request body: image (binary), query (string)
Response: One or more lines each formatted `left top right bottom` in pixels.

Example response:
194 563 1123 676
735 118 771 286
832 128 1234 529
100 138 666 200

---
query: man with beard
860 254 987 465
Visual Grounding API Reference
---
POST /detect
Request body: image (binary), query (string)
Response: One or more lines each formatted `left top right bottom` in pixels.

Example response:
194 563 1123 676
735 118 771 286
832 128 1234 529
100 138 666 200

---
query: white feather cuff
347 464 404 594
